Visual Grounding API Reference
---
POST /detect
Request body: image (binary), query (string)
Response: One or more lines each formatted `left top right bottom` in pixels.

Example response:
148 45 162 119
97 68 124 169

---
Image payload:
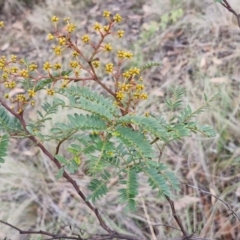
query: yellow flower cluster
54 63 62 70
0 56 6 69
66 22 76 33
72 51 79 57
4 81 16 88
113 14 122 23
69 61 79 68
116 91 124 100
103 11 111 18
116 78 147 102
53 46 62 55
117 30 124 38
51 16 59 22
43 62 52 71
123 67 140 78
19 69 29 78
82 34 90 43
0 21 4 27
28 89 36 98
58 37 66 45
94 22 102 31
103 25 110 32
47 89 55 95
117 50 133 59
11 55 17 63
16 94 26 102
92 60 100 68
2 72 8 80
105 63 113 73
104 43 112 51
29 63 38 71
47 33 54 40
10 66 18 73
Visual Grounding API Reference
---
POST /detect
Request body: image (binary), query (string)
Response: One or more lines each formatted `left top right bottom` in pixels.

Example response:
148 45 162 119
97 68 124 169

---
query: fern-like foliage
165 87 185 110
119 167 138 211
143 166 171 196
86 136 115 175
87 170 111 202
67 113 107 131
0 107 23 134
0 134 9 166
59 85 119 120
26 100 60 137
140 61 161 73
118 115 169 142
114 125 154 159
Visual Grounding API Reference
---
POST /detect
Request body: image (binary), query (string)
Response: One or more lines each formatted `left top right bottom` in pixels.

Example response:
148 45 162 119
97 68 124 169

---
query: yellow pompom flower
105 63 113 73
117 30 124 38
11 55 17 63
113 14 122 23
51 16 59 23
92 60 100 68
28 89 36 98
81 34 90 43
117 50 125 59
104 43 112 51
103 11 111 18
0 21 4 27
93 22 102 31
53 46 62 55
124 51 133 59
66 22 76 33
103 25 110 32
69 61 79 68
58 37 66 45
116 91 124 100
10 66 18 73
129 67 140 75
19 69 29 78
136 84 144 91
29 63 38 71
72 51 79 57
140 93 148 100
47 89 55 95
54 63 62 70
43 62 52 71
47 33 54 40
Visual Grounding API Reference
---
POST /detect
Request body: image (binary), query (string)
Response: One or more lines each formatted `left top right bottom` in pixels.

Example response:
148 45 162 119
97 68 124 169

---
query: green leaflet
165 87 185 111
143 166 171 196
114 125 154 159
67 113 106 130
118 115 169 142
87 170 111 202
140 61 161 73
0 107 23 134
60 85 119 120
0 134 9 165
119 167 138 211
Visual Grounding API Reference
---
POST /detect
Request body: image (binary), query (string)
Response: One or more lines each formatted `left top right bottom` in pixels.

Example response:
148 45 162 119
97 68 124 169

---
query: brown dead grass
0 0 240 239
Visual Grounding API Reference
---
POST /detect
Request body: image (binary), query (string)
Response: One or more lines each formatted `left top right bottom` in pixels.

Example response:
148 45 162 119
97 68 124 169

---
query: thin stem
181 181 240 221
165 195 189 238
219 0 240 27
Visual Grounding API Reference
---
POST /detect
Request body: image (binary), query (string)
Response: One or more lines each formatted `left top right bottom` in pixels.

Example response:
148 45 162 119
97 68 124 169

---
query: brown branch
0 99 141 240
181 181 240 221
165 195 189 238
0 220 79 239
219 0 240 27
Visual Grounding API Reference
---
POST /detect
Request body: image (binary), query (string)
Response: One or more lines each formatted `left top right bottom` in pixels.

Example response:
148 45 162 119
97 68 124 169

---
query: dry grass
0 0 240 239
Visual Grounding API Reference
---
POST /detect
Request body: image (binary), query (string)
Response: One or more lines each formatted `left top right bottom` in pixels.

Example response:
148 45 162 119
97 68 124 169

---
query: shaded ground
0 0 240 239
